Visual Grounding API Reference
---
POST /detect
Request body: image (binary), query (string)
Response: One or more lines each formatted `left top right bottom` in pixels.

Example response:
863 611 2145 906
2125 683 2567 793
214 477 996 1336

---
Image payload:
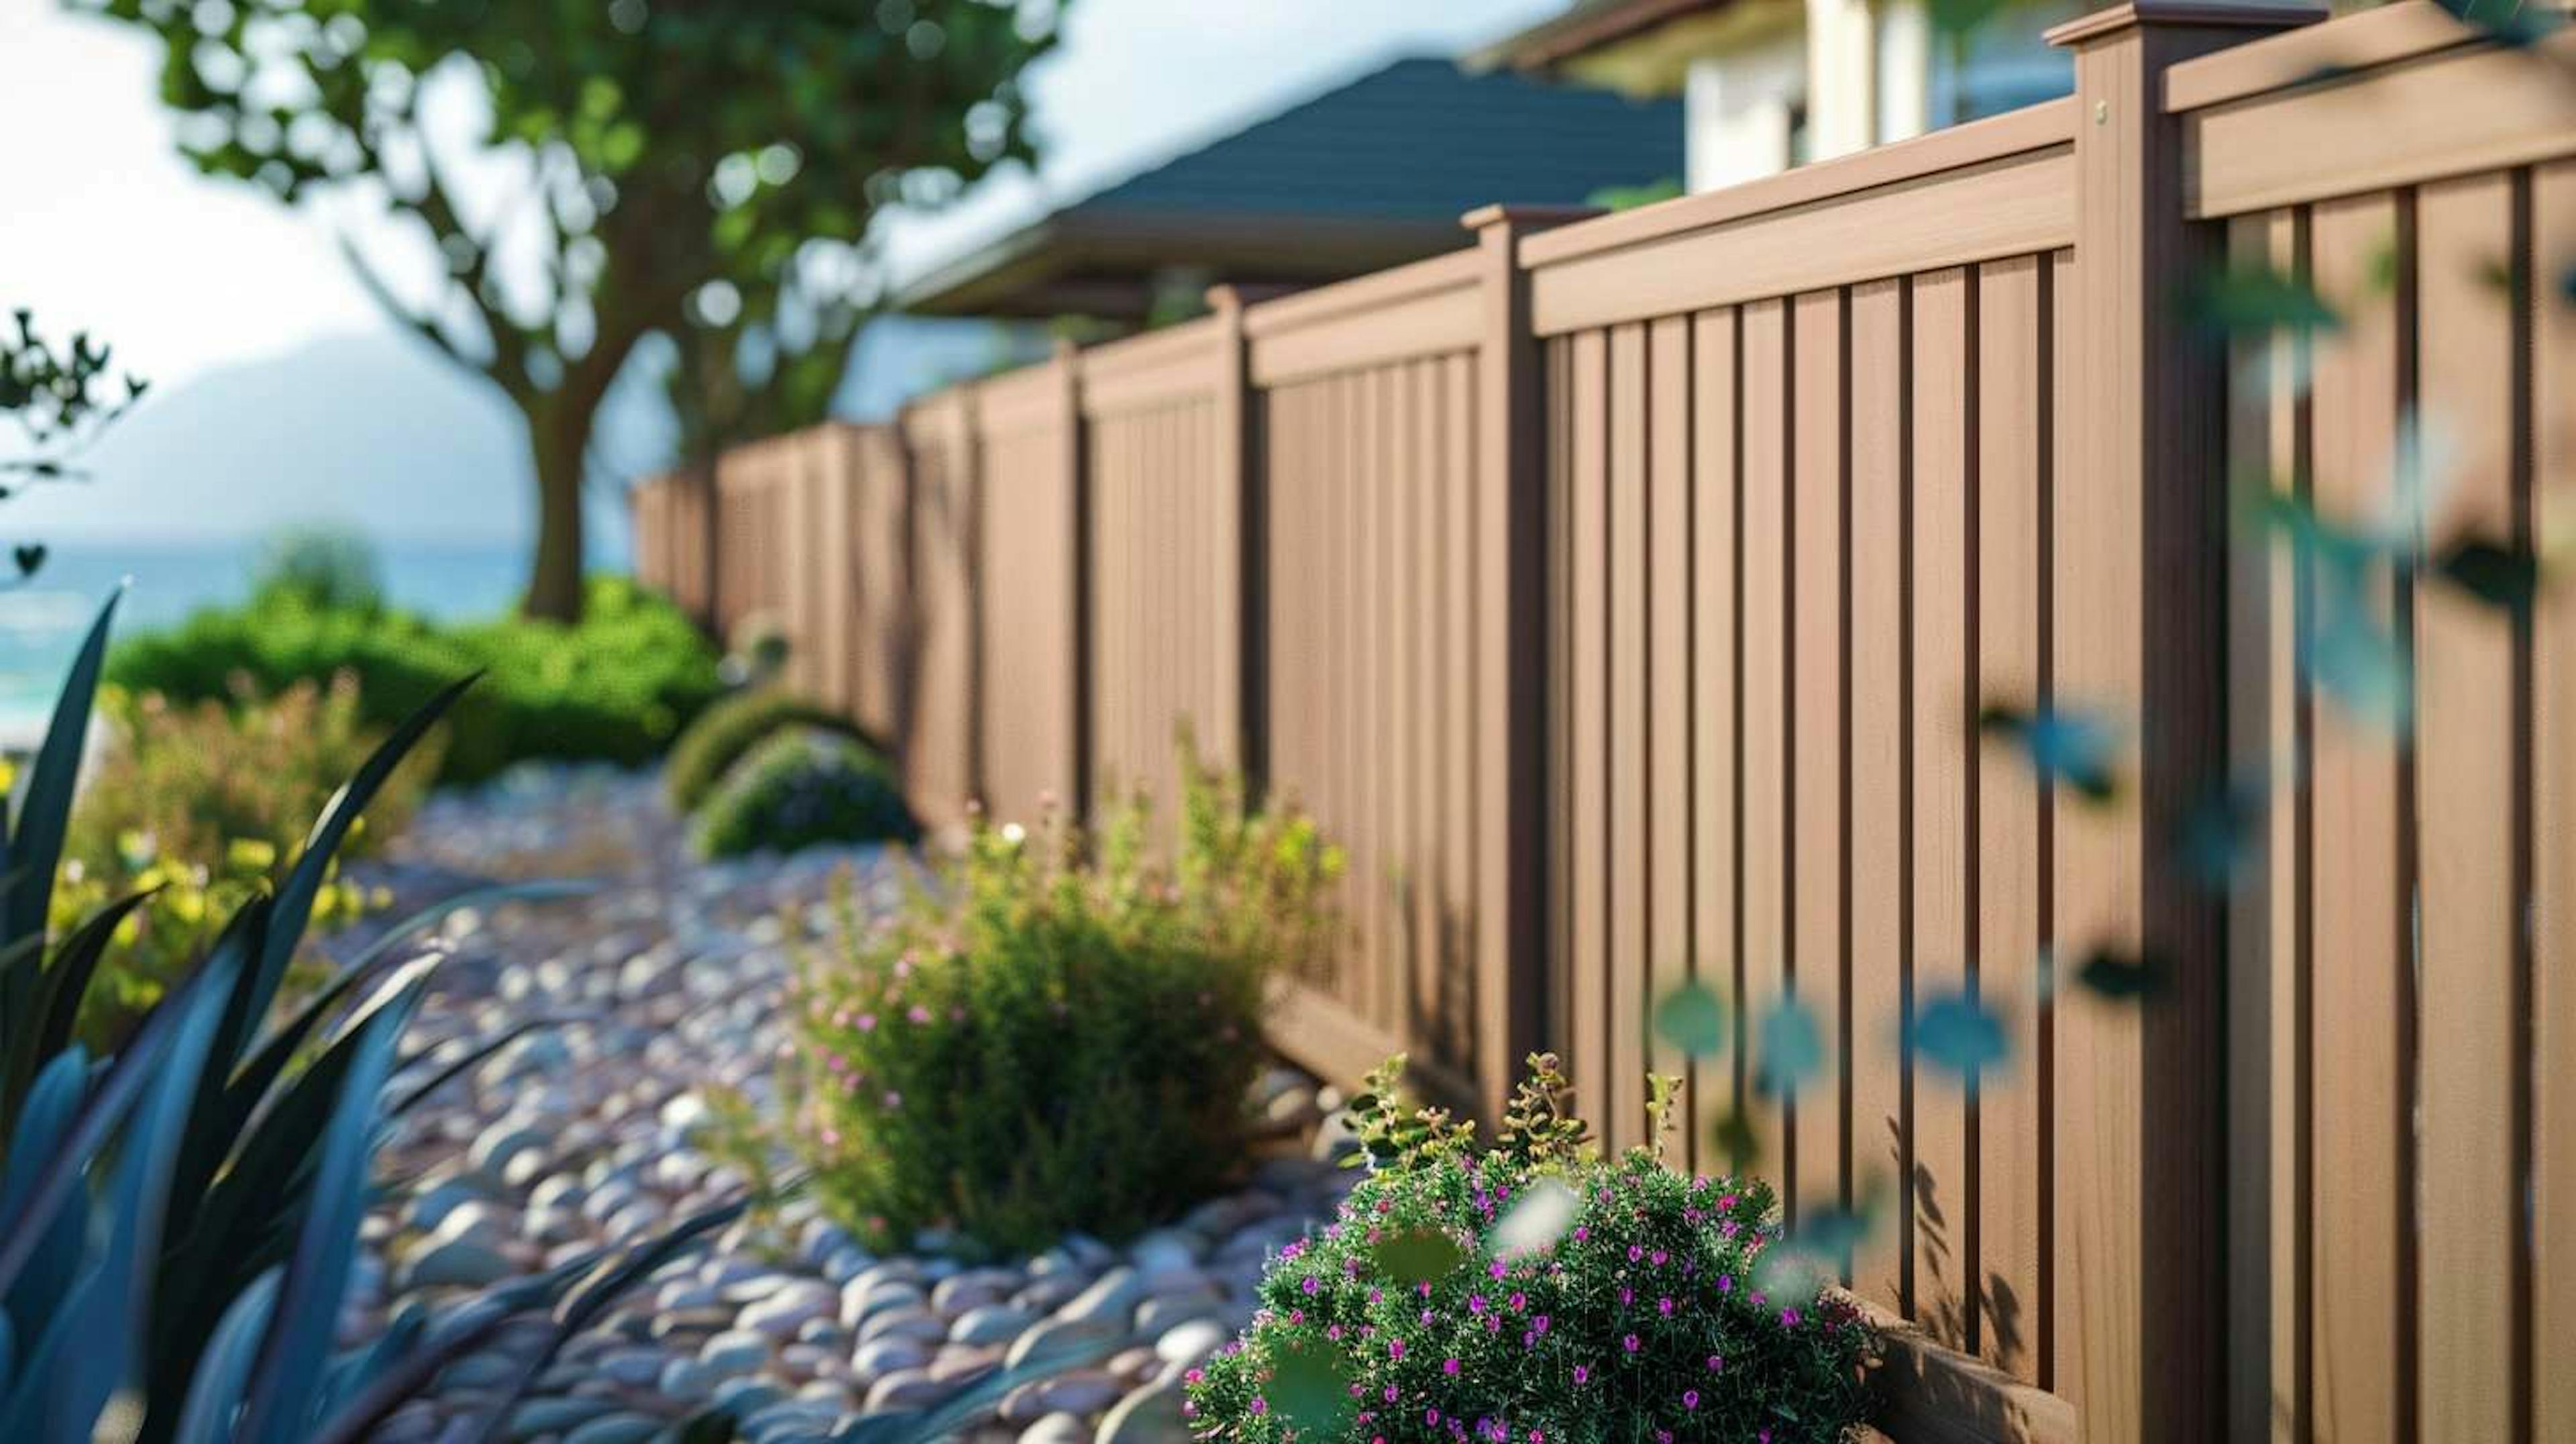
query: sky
0 0 1565 396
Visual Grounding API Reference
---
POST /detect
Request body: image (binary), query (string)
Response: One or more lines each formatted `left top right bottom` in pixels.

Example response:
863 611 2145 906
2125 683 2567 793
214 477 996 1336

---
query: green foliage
1585 176 1683 212
252 525 386 613
105 574 722 784
777 749 1340 1254
1187 1055 1874 1444
54 672 437 1051
77 0 1065 617
690 727 916 860
666 686 887 813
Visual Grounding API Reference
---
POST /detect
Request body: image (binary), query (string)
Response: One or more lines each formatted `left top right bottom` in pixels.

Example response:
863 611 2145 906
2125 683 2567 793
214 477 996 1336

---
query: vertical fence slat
1689 307 1741 1172
2537 154 2576 1444
1610 320 1652 1149
1975 253 2046 1382
1790 288 1845 1227
2413 170 2520 1441
2308 189 2408 1444
1443 350 1478 1091
1911 266 1974 1352
1570 327 1611 1115
1847 276 1908 1310
1648 315 1694 1143
1740 298 1791 1174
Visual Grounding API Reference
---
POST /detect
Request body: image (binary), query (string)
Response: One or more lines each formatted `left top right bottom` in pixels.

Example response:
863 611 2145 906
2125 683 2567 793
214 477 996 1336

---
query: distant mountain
5 314 1034 568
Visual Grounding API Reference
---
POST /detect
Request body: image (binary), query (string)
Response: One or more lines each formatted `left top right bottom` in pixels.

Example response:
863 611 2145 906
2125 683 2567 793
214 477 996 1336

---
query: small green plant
665 685 888 813
777 746 1339 1254
54 672 435 1049
690 727 917 860
1187 1054 1875 1444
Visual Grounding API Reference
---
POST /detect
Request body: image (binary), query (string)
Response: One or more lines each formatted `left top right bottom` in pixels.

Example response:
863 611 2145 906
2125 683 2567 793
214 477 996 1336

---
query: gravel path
338 767 1350 1444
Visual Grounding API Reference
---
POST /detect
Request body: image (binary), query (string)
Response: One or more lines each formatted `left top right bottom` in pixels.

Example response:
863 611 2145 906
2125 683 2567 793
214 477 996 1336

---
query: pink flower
1443 1357 1461 1376
1682 1391 1700 1410
1572 1365 1590 1385
855 1013 877 1032
1623 1333 1641 1353
1389 1338 1405 1359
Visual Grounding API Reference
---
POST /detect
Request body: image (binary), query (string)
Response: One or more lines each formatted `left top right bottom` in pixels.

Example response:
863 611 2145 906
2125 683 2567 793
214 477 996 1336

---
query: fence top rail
2163 0 2473 111
900 386 975 444
1516 97 2076 272
973 352 1073 433
1240 246 1479 342
1075 313 1224 387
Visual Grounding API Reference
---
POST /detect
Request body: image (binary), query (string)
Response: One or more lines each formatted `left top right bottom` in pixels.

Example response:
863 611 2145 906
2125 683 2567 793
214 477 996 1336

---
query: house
1472 0 2092 191
893 56 1683 324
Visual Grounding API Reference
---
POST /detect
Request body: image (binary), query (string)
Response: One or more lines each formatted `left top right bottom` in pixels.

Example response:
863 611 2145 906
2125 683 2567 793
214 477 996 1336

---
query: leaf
1912 990 2010 1082
1650 980 1729 1059
2183 262 2342 338
1978 703 2122 804
1754 995 1825 1098
2074 946 2171 1001
2176 776 2267 894
1371 1227 1468 1286
3 588 119 945
2308 611 2412 731
1265 1331 1356 1441
1487 1178 1579 1259
2435 537 2540 615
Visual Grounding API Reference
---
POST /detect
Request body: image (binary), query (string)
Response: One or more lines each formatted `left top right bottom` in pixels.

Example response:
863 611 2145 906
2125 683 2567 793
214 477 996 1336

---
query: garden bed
338 768 1356 1444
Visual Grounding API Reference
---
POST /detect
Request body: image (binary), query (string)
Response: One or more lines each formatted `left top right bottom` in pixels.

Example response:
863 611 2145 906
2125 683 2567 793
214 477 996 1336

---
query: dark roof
896 56 1682 320
1467 0 1736 74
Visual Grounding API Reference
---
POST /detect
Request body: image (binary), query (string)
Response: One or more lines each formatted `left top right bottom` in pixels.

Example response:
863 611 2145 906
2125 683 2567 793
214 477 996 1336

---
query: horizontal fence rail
627 7 2575 1437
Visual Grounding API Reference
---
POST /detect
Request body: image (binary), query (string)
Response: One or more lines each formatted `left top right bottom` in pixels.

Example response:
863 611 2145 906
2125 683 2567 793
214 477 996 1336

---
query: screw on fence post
1462 203 1597 1122
2044 4 2320 1441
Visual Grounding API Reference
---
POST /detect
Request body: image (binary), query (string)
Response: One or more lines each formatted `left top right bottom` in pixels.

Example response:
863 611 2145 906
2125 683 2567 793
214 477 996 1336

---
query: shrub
779 751 1340 1254
253 523 386 612
1185 1056 1876 1444
53 672 435 1049
690 726 917 860
105 574 722 784
665 686 887 813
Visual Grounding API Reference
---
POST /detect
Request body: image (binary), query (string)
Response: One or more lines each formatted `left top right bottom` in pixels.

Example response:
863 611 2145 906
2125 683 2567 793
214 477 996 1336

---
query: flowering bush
52 672 431 1048
690 726 918 859
779 749 1338 1254
1186 1058 1873 1443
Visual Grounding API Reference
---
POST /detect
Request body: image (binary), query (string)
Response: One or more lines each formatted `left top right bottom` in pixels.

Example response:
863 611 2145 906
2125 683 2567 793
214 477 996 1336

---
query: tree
80 0 1063 620
1 307 148 584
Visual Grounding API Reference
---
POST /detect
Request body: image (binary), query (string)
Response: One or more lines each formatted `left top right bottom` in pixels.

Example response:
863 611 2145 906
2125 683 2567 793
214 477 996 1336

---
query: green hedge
105 575 722 785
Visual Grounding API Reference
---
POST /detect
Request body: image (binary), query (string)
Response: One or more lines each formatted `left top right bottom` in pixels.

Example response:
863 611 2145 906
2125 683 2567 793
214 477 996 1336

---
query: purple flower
1682 1390 1700 1411
1623 1333 1640 1353
1389 1338 1405 1360
1443 1357 1462 1376
1571 1365 1590 1386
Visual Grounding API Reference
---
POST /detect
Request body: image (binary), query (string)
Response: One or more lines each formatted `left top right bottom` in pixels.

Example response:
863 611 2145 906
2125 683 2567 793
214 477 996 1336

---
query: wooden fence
629 6 2575 1437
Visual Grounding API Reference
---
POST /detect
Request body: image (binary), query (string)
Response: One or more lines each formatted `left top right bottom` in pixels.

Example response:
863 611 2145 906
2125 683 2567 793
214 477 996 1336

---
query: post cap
2046 0 2324 47
1460 203 1606 234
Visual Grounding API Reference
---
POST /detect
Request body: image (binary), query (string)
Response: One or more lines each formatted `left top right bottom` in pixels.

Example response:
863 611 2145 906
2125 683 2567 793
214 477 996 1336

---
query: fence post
1210 286 1262 797
1462 205 1589 1120
1055 338 1093 831
2045 5 2319 1440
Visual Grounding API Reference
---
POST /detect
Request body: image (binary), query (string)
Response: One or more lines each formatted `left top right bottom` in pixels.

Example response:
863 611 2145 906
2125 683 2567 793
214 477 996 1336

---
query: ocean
0 539 532 738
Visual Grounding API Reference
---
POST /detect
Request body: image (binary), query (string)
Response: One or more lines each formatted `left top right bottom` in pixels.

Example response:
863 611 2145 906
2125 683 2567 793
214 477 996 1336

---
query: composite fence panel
2167 9 2576 1442
1078 317 1238 825
972 354 1085 829
1525 100 2080 1387
1248 250 1489 1106
902 393 979 836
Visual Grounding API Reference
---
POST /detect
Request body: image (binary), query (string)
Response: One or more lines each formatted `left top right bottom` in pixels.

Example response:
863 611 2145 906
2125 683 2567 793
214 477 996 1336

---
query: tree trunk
523 403 591 623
